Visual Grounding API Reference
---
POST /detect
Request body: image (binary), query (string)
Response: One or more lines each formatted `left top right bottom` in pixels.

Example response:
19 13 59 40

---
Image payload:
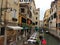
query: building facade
49 1 57 36
56 0 60 38
43 9 50 31
39 20 43 28
0 0 20 45
48 0 60 38
35 8 40 28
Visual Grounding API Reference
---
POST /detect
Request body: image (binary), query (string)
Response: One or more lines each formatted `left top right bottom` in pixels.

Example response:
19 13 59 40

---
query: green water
44 33 60 45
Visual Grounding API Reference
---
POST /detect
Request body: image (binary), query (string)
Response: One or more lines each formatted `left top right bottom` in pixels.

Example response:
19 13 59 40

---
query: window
59 15 60 19
36 12 38 15
22 17 26 23
58 6 60 11
36 17 37 20
30 6 32 10
21 8 25 13
29 11 32 18
51 15 53 20
32 22 35 25
29 0 32 2
59 32 60 36
52 9 53 12
11 9 16 18
24 0 28 2
0 27 5 35
36 22 38 25
59 23 60 27
11 9 17 21
48 18 50 21
20 0 23 2
56 23 60 27
54 13 56 18
56 23 57 27
45 24 47 26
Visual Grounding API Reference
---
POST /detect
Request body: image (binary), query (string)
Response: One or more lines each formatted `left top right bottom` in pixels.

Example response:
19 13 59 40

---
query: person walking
39 36 43 45
39 36 43 41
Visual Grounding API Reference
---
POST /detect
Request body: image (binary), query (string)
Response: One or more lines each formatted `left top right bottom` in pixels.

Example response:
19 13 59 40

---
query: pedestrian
39 36 43 41
41 39 47 45
39 36 43 45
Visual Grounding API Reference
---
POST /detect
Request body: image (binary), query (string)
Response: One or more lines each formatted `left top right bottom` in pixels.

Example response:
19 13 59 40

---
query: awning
7 26 23 30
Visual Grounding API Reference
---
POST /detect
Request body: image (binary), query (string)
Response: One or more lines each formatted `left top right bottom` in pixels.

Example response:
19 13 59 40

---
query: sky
35 0 54 20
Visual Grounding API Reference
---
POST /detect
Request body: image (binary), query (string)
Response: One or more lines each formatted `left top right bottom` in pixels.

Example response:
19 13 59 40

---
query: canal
44 33 60 45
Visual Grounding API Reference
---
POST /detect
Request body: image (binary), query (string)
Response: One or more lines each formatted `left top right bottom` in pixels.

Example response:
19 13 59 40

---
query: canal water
44 33 60 45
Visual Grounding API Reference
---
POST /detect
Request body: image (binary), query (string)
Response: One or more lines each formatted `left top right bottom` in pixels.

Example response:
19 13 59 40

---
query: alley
0 0 60 45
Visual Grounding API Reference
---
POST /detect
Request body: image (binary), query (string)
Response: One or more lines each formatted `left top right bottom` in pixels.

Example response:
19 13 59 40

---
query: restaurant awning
7 26 23 30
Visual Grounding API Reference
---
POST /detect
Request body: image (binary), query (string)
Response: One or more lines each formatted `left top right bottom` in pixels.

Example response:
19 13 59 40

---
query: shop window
51 15 53 20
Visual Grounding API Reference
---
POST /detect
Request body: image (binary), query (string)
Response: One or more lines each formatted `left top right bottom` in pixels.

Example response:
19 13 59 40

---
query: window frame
20 8 25 13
